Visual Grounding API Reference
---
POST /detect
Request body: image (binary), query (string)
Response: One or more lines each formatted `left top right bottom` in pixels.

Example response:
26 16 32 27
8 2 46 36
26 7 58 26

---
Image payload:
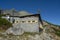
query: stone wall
13 16 39 33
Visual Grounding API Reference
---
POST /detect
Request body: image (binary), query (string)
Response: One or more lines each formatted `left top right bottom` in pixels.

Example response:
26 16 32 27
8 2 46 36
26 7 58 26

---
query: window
32 20 38 23
22 21 25 23
28 21 30 22
26 21 31 23
28 21 32 23
32 21 35 22
16 21 18 23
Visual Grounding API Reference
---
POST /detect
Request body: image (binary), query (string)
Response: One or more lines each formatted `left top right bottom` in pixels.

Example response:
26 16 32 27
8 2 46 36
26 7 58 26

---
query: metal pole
12 9 15 23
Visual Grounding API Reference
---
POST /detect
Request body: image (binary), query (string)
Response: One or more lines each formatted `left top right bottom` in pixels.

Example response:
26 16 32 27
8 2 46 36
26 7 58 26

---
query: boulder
6 27 24 35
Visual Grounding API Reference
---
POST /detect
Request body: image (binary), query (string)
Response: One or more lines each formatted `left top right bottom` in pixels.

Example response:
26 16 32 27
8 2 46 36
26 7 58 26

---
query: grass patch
23 32 40 35
55 29 60 37
52 27 60 37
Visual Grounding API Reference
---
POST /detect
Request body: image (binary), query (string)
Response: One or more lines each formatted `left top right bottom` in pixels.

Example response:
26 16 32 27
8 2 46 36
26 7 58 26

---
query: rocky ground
0 27 59 40
0 32 54 40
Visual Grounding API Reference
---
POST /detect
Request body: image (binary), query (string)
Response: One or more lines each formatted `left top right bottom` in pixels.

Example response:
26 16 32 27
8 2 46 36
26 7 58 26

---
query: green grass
23 32 40 35
55 30 60 36
52 27 60 37
0 17 12 31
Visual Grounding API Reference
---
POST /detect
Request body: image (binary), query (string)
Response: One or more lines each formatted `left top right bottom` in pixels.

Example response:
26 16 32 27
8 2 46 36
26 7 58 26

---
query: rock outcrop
6 27 24 35
0 25 60 40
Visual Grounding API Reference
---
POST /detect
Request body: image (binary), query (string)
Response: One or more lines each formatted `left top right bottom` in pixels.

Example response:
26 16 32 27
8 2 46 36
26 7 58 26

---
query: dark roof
10 14 40 18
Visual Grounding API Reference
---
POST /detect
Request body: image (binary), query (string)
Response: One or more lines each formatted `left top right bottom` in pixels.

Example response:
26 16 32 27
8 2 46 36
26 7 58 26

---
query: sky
0 0 60 25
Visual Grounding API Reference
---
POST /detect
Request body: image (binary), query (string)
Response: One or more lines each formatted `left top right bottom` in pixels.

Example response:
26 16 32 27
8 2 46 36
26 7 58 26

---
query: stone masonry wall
13 16 39 33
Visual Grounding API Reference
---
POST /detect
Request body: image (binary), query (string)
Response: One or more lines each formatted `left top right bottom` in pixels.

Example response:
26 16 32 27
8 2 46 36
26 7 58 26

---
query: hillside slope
0 17 60 40
42 20 60 40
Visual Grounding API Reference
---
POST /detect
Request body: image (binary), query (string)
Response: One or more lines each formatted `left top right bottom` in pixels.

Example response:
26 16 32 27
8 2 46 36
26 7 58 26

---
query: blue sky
0 0 60 25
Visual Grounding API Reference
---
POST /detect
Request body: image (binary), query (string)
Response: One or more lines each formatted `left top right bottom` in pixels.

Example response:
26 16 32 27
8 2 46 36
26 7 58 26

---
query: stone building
1 9 43 33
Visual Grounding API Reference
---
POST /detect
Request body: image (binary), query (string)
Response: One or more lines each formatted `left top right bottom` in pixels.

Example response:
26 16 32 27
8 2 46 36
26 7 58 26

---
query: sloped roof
10 14 40 18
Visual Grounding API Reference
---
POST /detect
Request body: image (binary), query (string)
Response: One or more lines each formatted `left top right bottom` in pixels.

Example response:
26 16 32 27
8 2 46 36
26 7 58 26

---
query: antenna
12 8 15 23
12 8 15 16
37 9 40 14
